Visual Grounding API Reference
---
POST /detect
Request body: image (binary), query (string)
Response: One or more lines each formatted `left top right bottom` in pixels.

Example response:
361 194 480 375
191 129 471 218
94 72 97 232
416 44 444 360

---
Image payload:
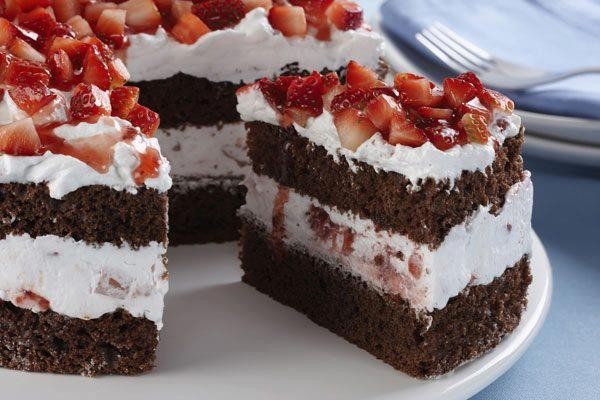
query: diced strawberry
110 85 139 118
285 71 324 125
15 0 52 13
31 93 68 126
3 0 21 20
0 117 41 155
47 48 75 89
2 57 51 86
0 18 18 47
325 0 362 31
457 100 491 120
171 0 193 20
268 5 307 37
443 77 477 108
127 103 159 136
84 2 117 24
459 113 489 144
346 60 384 89
322 71 340 93
70 82 111 121
119 0 162 32
81 45 111 89
241 0 272 12
364 94 400 133
60 133 118 172
96 9 126 36
333 107 377 151
257 75 296 112
8 83 57 115
65 16 93 38
425 124 464 150
330 86 396 113
153 0 172 12
479 88 514 114
192 0 245 30
456 71 484 92
18 7 62 43
394 73 442 107
9 37 46 62
171 12 211 44
52 0 81 22
388 110 428 147
107 57 129 88
47 36 88 67
417 106 453 120
133 147 161 184
290 0 331 34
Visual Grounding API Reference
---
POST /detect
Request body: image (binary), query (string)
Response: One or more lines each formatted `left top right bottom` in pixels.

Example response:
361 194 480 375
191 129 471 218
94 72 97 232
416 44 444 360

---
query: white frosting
125 8 384 82
237 87 522 186
155 122 250 180
0 234 168 328
241 172 533 312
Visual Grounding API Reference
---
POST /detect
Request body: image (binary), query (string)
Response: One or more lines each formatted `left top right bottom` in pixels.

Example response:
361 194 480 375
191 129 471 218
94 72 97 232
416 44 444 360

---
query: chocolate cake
0 9 172 375
112 0 384 244
236 62 533 378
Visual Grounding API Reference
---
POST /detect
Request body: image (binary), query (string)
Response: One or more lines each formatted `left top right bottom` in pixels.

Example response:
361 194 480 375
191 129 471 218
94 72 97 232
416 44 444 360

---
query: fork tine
420 28 483 72
415 32 465 72
427 25 493 71
432 22 494 62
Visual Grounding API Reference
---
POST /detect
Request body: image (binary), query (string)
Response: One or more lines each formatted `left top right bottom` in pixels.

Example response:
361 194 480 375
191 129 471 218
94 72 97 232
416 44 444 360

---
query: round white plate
0 232 551 400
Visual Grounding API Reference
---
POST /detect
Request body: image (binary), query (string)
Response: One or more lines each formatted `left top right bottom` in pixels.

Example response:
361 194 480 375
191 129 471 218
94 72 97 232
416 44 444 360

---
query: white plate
0 232 551 400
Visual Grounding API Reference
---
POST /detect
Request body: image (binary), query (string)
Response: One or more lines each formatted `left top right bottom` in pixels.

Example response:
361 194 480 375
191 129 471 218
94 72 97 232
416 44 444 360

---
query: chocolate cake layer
0 183 167 248
247 121 525 247
240 221 531 378
0 303 157 376
169 180 246 245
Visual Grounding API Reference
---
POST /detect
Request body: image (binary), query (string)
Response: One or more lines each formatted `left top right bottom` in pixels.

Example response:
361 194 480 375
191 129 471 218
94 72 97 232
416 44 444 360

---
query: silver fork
416 22 600 90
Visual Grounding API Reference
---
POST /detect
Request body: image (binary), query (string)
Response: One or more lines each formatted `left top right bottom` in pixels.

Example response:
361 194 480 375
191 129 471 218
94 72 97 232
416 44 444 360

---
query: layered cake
237 62 533 377
82 0 384 244
0 10 171 375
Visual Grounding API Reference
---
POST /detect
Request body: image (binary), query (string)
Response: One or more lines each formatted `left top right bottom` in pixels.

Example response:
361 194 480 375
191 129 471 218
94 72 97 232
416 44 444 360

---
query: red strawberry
322 71 342 109
192 0 246 30
457 101 491 120
15 0 52 13
47 36 89 64
325 0 362 31
171 12 211 44
364 94 400 133
110 85 139 118
330 86 395 113
3 0 21 19
84 2 117 24
133 147 160 184
425 124 464 150
241 0 272 12
394 73 442 107
153 0 173 12
107 57 129 88
127 103 160 136
3 57 51 86
9 37 45 62
285 71 324 125
70 82 111 121
96 9 127 36
0 118 41 155
479 88 514 113
9 83 57 115
456 71 484 92
417 106 453 120
459 113 489 144
289 0 331 36
333 107 377 151
81 45 111 90
257 75 296 112
388 110 428 147
52 0 82 23
268 5 307 37
60 133 118 172
346 60 384 89
48 48 75 89
119 0 162 32
0 18 18 47
171 0 194 20
443 77 477 108
17 7 63 46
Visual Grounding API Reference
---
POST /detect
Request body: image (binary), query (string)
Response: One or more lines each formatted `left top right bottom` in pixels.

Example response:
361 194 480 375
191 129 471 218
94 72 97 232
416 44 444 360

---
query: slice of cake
84 0 385 244
0 11 171 375
237 62 533 378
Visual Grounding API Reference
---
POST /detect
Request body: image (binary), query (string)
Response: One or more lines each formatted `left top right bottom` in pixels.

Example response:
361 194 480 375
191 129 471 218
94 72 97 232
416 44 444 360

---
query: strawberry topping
192 0 246 30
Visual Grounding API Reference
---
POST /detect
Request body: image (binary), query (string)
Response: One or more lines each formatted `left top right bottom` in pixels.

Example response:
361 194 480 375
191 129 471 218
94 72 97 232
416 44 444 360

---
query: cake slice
0 11 171 375
93 0 385 244
236 62 533 378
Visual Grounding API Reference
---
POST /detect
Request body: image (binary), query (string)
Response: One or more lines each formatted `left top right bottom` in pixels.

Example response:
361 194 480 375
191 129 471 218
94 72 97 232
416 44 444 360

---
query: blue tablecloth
357 2 600 399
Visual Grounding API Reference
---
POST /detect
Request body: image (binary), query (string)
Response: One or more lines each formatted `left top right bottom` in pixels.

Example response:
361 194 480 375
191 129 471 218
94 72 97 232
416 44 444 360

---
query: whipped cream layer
241 172 533 312
237 88 522 187
0 234 168 328
126 8 384 83
155 122 250 181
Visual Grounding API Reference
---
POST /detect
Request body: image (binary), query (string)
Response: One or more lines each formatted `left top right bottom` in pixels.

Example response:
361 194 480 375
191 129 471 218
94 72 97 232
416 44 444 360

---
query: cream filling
241 172 533 312
0 234 168 328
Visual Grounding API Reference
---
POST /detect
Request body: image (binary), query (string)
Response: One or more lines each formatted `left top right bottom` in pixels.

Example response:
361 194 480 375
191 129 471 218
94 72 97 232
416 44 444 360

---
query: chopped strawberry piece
388 110 428 147
443 77 477 108
257 75 296 112
330 86 396 113
65 15 93 39
127 103 160 136
0 18 18 47
364 94 400 133
241 0 273 12
110 85 139 118
2 57 51 86
0 117 41 155
479 88 514 114
84 2 117 25
70 82 111 121
459 113 489 144
456 71 484 92
417 106 453 120
153 0 173 12
9 83 57 115
81 45 111 90
268 5 307 37
107 57 129 88
96 9 126 36
15 0 52 13
346 60 384 89
290 0 331 32
47 36 88 64
17 7 63 47
425 124 464 150
60 133 118 172
325 0 362 31
192 0 246 30
119 0 162 32
394 73 442 107
48 48 75 89
333 107 377 151
9 37 45 62
171 0 194 20
3 0 21 19
171 12 211 44
133 147 161 184
52 0 82 23
322 71 340 93
285 71 324 125
457 101 491 120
